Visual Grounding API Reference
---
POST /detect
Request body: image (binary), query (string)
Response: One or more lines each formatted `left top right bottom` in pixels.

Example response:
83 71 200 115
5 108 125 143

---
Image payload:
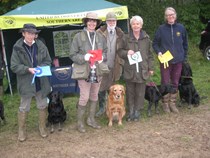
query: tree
0 0 32 15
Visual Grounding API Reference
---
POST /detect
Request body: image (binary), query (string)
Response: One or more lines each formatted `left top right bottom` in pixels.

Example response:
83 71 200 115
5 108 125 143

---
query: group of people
10 7 188 142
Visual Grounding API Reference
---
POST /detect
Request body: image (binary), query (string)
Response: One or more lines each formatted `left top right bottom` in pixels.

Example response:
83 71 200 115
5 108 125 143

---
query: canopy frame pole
0 30 13 95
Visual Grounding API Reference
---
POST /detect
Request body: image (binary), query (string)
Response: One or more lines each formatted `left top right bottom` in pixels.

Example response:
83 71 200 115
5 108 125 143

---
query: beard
107 24 116 30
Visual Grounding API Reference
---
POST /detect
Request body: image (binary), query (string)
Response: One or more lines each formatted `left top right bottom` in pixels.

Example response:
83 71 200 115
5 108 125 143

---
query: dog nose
116 95 120 99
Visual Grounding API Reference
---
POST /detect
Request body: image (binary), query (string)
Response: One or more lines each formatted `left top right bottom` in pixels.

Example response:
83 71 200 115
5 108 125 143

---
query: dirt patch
0 104 210 158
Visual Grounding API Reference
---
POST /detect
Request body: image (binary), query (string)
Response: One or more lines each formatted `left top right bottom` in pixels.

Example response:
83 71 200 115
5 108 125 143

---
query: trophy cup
86 49 102 83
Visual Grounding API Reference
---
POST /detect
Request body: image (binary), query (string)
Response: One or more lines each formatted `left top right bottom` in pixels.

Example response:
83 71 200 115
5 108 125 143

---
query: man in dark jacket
10 23 52 142
96 12 124 117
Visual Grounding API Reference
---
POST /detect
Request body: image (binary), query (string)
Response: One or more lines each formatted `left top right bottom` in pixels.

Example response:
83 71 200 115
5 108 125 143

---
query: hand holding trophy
86 49 102 83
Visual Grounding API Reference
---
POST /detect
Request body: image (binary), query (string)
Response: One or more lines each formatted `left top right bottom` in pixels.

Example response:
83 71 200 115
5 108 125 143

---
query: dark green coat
117 30 154 83
10 38 51 97
69 30 107 79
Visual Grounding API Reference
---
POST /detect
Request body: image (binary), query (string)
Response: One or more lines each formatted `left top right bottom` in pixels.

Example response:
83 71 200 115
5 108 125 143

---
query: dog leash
148 77 162 96
180 76 193 79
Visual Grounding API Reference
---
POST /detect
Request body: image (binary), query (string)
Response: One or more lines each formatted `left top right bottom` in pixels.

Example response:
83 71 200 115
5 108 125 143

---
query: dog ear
58 91 64 99
120 85 125 95
109 85 114 93
47 91 53 98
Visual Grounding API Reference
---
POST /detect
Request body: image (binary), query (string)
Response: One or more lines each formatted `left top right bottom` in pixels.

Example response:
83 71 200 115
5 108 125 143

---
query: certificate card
158 50 173 63
158 50 173 68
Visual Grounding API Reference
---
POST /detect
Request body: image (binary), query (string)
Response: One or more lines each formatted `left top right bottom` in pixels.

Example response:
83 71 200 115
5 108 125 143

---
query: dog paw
50 129 54 133
118 121 122 126
108 122 113 127
188 104 192 109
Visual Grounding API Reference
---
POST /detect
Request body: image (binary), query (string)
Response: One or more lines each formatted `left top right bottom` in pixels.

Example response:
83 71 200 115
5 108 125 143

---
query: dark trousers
126 81 146 112
160 62 182 90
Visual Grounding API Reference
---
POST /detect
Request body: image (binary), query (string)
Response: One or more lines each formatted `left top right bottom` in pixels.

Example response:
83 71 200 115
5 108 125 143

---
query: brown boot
39 108 48 138
169 93 179 113
18 111 27 142
162 93 170 113
87 100 101 129
77 105 86 133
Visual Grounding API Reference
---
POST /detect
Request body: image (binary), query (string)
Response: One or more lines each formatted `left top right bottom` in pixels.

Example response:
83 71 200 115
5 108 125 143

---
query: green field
0 42 210 134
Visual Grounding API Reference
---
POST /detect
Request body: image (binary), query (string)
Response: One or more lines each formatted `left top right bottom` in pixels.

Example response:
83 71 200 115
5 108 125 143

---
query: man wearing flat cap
96 12 124 117
10 23 51 142
70 12 107 133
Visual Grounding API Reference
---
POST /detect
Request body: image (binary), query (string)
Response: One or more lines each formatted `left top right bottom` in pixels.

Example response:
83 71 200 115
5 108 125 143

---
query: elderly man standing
10 23 51 142
96 12 124 117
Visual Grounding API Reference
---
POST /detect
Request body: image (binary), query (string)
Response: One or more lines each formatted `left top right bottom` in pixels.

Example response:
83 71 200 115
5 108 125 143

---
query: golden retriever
106 84 126 126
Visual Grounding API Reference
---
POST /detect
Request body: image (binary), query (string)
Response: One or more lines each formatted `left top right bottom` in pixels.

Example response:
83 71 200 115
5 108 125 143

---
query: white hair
130 15 143 26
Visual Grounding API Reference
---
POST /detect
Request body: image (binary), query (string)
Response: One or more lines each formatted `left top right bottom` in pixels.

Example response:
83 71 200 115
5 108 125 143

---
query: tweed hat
106 12 117 21
82 12 102 26
20 23 41 34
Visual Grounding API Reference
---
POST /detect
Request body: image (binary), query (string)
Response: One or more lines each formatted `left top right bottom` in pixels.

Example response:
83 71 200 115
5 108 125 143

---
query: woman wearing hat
10 23 51 141
69 12 107 133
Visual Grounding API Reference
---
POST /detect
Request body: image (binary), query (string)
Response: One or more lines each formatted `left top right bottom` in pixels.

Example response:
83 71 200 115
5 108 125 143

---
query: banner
0 6 128 30
50 66 80 94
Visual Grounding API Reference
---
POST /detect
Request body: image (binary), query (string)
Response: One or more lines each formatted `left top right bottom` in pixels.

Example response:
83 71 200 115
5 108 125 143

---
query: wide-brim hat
82 12 102 27
20 23 41 34
106 12 117 21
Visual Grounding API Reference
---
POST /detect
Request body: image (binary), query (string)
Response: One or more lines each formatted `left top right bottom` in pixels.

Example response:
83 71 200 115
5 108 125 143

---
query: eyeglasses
166 14 175 17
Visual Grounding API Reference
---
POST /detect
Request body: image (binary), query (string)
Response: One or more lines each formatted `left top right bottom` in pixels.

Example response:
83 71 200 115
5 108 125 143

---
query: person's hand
149 70 154 76
158 52 162 57
128 50 135 55
84 53 93 61
28 68 36 74
98 56 103 64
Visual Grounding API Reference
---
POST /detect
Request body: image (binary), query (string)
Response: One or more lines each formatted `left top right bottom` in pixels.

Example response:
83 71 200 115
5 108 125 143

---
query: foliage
0 0 209 44
0 0 32 15
107 0 209 44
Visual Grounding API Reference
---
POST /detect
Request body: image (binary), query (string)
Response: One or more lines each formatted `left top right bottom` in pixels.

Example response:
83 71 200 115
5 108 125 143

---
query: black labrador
145 83 176 117
0 100 6 125
48 91 67 133
178 62 200 108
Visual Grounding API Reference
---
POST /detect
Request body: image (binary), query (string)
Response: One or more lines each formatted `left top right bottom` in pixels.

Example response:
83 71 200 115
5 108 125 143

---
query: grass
0 41 210 134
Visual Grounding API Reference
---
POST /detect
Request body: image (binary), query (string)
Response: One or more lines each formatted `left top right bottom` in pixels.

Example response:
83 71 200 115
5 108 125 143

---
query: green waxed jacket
69 29 107 79
10 38 52 97
117 30 154 83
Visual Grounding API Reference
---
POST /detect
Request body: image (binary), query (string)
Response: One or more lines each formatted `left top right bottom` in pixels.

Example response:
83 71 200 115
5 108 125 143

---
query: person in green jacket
69 12 107 133
117 16 154 121
10 23 51 142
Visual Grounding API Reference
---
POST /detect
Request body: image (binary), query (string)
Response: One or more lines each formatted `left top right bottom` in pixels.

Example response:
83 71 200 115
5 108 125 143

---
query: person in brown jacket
117 15 154 121
96 12 124 117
